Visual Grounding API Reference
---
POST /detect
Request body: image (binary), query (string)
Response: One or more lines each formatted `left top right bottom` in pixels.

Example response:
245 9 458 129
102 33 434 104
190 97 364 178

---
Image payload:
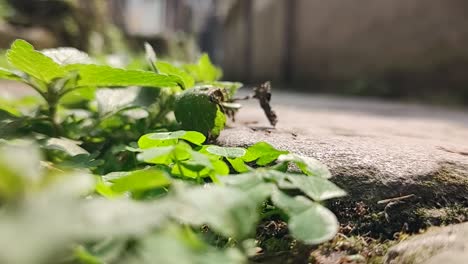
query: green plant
0 39 346 263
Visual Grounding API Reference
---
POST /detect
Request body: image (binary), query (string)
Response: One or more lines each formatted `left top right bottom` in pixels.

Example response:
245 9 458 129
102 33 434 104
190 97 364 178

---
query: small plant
0 40 345 263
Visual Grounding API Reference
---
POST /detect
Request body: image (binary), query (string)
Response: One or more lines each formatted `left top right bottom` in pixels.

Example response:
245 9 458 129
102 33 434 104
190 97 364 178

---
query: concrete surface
218 90 468 204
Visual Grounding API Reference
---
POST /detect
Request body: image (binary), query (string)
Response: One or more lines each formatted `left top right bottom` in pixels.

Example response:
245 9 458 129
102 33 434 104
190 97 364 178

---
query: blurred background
1 0 468 105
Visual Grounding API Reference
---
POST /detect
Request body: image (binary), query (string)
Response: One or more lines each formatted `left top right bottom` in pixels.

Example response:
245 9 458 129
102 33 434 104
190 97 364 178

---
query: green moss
261 237 291 253
310 234 400 263
416 205 467 226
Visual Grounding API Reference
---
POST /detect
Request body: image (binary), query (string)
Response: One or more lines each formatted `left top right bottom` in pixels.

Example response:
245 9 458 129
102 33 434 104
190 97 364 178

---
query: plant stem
46 85 62 137
176 160 185 178
48 99 60 137
26 81 62 136
173 153 186 178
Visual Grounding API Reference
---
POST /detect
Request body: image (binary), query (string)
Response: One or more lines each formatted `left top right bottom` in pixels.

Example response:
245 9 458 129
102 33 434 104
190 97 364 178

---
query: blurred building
219 0 468 102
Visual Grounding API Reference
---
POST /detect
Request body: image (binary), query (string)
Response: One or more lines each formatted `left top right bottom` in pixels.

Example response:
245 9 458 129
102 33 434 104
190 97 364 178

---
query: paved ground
219 89 468 205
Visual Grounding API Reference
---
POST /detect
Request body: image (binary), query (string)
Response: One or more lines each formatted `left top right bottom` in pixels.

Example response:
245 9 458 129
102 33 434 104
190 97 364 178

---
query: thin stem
176 160 185 178
46 83 63 137
24 80 61 136
47 97 60 137
173 153 185 178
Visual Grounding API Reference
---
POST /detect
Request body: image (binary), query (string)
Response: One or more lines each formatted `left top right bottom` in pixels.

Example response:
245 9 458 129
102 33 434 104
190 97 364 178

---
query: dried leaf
253 82 277 127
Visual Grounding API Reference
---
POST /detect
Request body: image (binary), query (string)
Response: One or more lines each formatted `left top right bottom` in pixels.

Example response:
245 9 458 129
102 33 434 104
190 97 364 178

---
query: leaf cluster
0 40 235 141
0 40 346 264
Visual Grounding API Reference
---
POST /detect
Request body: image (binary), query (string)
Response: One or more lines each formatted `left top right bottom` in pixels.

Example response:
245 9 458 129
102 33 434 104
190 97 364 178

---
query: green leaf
271 189 313 214
72 64 180 88
226 158 251 173
243 142 289 165
0 186 171 264
138 131 206 149
183 53 222 82
7 39 66 82
137 142 192 165
156 61 195 89
174 87 226 137
59 154 104 171
0 98 21 117
271 190 338 244
212 108 226 138
105 168 171 193
205 146 246 158
291 211 340 243
73 246 103 264
136 225 245 264
171 150 214 179
172 163 208 179
0 67 22 81
223 169 345 201
172 185 260 239
285 174 346 201
0 141 43 202
60 86 96 105
190 151 214 170
95 178 120 198
211 159 230 176
221 171 265 191
277 153 332 178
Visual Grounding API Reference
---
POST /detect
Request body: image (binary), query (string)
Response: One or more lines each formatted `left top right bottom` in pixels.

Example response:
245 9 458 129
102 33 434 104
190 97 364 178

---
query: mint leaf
73 64 180 88
156 61 195 89
7 39 66 82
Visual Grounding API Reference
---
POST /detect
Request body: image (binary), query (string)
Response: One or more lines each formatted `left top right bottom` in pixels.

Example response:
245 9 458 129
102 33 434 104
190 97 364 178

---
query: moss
309 233 400 264
420 163 468 192
261 237 291 253
415 205 467 226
